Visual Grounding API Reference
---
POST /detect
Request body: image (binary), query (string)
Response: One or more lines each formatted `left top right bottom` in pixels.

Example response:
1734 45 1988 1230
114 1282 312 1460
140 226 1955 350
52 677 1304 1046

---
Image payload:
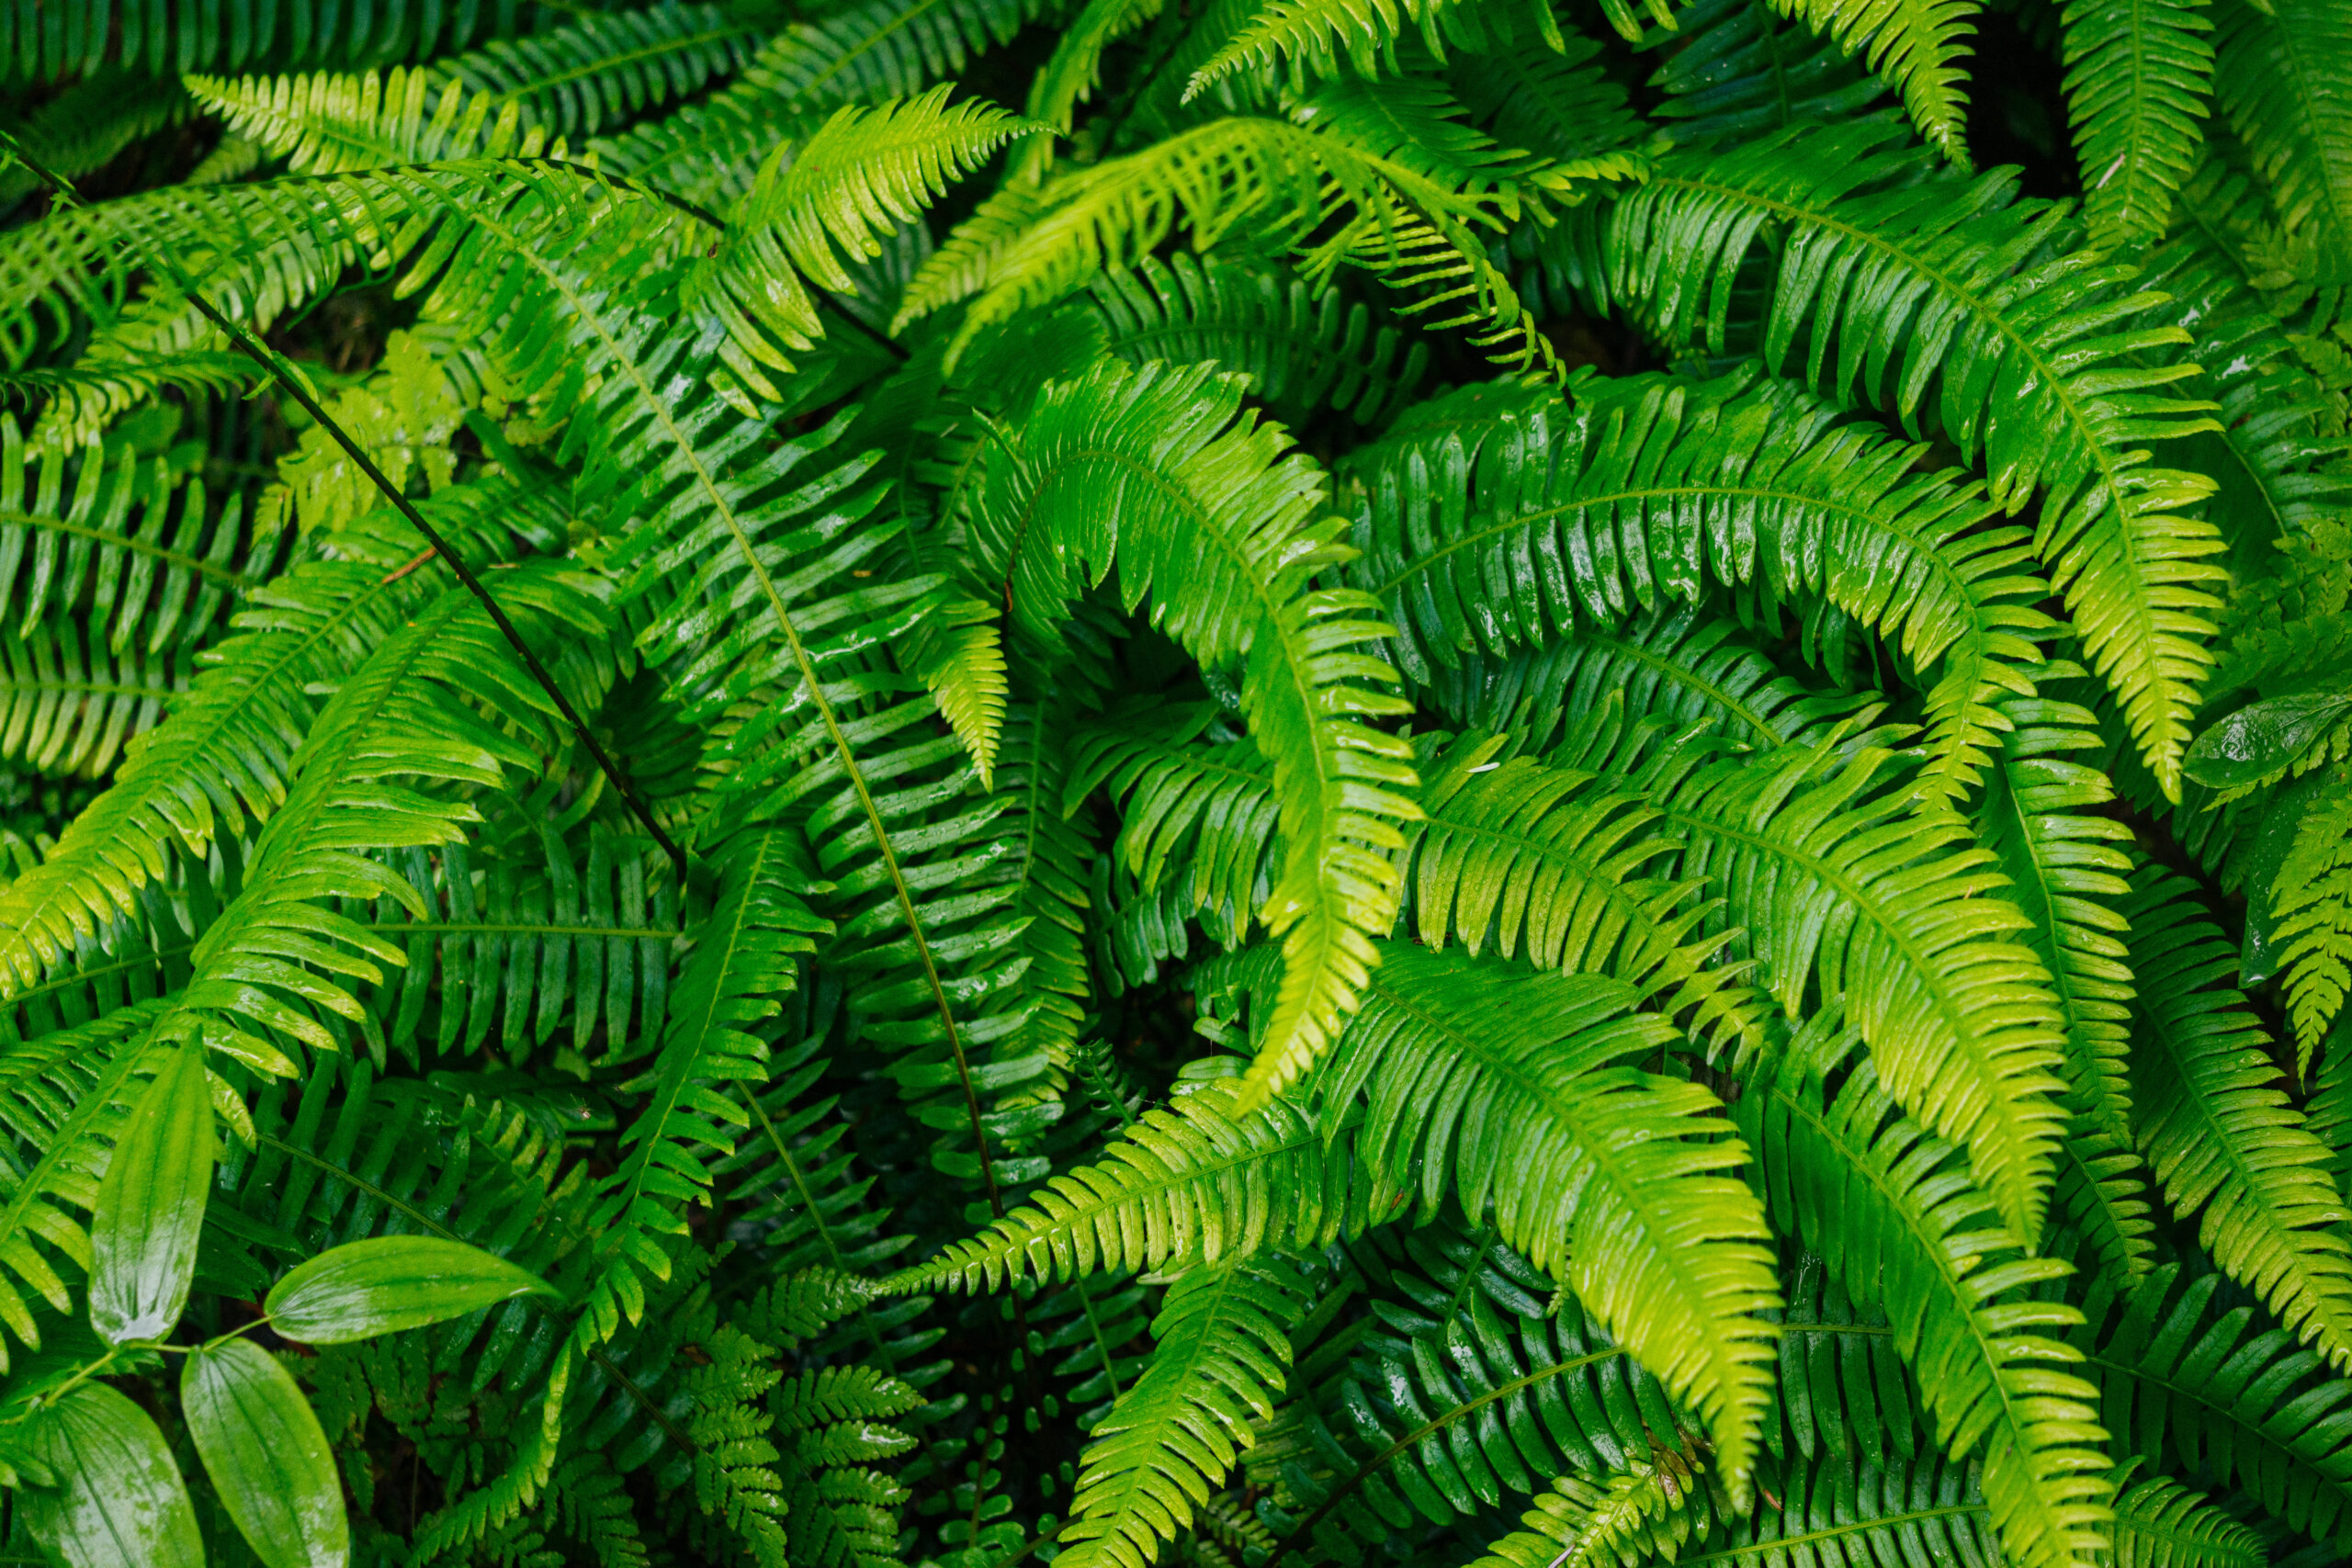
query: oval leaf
183 1339 349 1568
266 1235 558 1345
20 1382 204 1568
89 1043 214 1345
2183 692 2352 790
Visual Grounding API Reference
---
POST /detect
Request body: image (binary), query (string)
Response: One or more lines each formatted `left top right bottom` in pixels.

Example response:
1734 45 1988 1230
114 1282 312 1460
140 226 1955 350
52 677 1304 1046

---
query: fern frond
0 480 549 993
1644 0 1891 142
1758 0 1977 159
1343 369 2052 802
0 615 186 779
1055 1256 1315 1568
180 63 546 175
2059 0 2214 246
1610 123 2230 796
1325 944 1781 1492
2112 1472 2266 1568
436 3 778 136
1973 675 2156 1285
1566 711 2073 1241
1740 1020 2116 1568
2212 0 2352 281
1080 253 1431 426
965 357 1418 1105
2076 1260 2352 1553
2124 870 2352 1372
881 1084 1377 1292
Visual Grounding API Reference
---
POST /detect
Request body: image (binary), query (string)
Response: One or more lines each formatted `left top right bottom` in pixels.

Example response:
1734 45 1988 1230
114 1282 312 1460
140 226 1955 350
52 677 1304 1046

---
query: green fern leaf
2213 0 2352 281
1609 123 2229 797
964 357 1418 1105
1055 1256 1316 1568
2059 0 2214 246
1740 1019 2116 1568
1324 943 1781 1493
2124 869 2352 1372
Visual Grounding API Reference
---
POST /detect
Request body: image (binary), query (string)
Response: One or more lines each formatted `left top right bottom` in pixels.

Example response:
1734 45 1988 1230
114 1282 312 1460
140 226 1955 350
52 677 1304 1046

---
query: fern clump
0 4 2348 1568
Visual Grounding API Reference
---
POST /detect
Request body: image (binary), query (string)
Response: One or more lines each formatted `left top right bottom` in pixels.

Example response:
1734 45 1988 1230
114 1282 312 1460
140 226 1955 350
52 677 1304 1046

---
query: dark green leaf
2184 693 2352 789
183 1337 348 1568
19 1382 203 1568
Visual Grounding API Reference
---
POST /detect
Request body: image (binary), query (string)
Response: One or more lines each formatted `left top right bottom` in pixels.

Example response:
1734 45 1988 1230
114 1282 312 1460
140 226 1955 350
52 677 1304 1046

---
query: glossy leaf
19 1382 204 1568
87 1041 213 1345
183 1338 348 1568
2184 692 2352 789
265 1235 559 1345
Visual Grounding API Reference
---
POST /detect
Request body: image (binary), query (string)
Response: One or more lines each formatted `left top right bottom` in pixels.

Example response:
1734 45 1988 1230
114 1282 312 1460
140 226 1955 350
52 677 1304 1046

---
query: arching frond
963 357 1418 1106
1343 369 2051 802
1323 944 1781 1493
1080 253 1431 426
1609 122 2229 796
1740 1020 2115 1568
435 3 776 137
1056 1256 1316 1568
2123 871 2352 1372
880 1085 1377 1292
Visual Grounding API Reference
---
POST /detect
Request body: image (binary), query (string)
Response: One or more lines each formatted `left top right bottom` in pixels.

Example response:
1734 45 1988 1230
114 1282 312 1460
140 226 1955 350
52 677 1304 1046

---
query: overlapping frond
1740 1019 2115 1568
1322 944 1781 1491
1609 122 2228 796
964 356 1418 1105
1343 369 2052 801
2059 0 2213 245
882 1086 1376 1292
1056 1256 1315 1568
2123 871 2352 1372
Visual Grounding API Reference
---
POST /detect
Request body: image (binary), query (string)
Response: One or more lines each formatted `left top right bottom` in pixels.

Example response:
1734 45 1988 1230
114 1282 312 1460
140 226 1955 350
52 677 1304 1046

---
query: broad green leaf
2184 693 2352 790
87 1042 213 1345
183 1338 349 1568
266 1235 559 1344
19 1382 204 1568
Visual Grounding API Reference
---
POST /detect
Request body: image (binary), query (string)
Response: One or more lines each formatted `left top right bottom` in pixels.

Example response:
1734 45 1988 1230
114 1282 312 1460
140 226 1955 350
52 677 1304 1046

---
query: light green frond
2059 0 2214 246
1323 943 1781 1493
1740 1021 2115 1568
179 64 547 175
1759 0 1977 159
2124 869 2352 1373
1610 123 2229 797
711 86 1034 299
964 357 1419 1106
881 1084 1375 1292
1556 713 2073 1243
1055 1257 1316 1568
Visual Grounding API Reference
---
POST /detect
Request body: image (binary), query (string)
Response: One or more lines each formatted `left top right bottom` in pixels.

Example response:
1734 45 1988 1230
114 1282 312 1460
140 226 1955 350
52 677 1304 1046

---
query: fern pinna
0 0 2348 1564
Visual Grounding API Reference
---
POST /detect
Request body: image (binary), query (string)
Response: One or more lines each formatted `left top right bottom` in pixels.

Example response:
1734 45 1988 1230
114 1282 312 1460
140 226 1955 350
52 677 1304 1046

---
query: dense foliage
0 0 2346 1564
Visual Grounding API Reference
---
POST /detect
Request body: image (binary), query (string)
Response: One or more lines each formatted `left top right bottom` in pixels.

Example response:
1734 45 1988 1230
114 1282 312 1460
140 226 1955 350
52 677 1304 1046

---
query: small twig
0 131 693 888
379 546 437 584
